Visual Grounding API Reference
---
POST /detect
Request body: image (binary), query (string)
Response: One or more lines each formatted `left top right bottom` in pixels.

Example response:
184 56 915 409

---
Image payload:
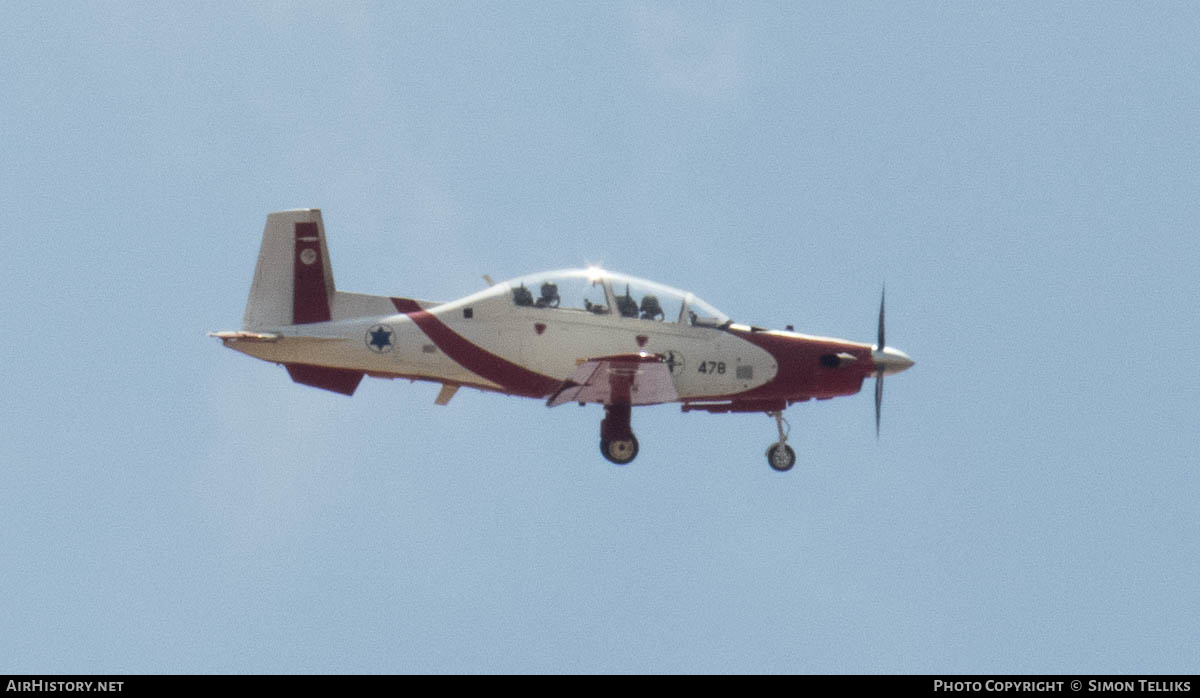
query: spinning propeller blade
877 286 885 352
874 367 884 437
875 288 885 437
870 286 913 437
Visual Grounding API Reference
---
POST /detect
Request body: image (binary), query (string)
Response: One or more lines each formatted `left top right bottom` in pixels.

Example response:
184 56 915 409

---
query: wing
546 353 679 407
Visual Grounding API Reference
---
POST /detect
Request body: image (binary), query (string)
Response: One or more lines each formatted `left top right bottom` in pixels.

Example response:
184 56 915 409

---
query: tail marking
293 221 332 324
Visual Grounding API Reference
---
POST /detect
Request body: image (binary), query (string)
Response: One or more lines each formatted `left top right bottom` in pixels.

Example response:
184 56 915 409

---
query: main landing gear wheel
600 403 638 465
766 443 796 472
601 435 639 465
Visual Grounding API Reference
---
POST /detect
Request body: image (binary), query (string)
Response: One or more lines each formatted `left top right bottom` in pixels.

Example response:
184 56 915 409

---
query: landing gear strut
600 403 638 465
765 411 796 472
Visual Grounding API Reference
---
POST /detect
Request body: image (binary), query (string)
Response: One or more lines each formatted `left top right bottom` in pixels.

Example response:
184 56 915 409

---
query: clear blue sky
2 2 1196 673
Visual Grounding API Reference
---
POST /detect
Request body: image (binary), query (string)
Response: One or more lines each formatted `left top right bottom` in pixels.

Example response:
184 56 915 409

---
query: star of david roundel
664 350 684 376
365 324 395 353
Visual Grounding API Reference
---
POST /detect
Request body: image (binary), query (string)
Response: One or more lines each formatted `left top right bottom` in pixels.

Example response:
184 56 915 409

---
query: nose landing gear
765 411 796 472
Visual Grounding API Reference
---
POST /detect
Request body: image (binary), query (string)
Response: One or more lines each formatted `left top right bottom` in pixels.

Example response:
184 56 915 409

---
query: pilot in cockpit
616 284 638 318
535 282 559 308
640 294 664 321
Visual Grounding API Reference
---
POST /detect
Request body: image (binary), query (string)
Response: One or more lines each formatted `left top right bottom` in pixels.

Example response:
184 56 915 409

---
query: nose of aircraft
872 345 915 376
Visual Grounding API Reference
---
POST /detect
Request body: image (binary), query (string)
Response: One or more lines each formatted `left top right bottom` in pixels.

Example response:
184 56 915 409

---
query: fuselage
215 210 914 469
224 268 882 409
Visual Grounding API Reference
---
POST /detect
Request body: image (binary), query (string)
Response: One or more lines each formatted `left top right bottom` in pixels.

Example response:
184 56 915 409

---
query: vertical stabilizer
242 209 336 329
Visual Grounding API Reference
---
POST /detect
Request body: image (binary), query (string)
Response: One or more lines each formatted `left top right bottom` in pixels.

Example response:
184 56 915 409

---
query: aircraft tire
766 443 796 472
601 435 639 465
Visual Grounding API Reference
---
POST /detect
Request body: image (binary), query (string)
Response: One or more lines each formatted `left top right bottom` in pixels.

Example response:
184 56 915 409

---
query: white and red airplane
212 209 913 470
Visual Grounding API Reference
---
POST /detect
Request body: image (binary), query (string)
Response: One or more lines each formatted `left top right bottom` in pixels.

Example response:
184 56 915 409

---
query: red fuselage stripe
391 298 561 397
730 329 871 401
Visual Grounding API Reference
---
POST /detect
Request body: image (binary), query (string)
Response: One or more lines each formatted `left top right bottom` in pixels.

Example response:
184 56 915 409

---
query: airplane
211 209 914 471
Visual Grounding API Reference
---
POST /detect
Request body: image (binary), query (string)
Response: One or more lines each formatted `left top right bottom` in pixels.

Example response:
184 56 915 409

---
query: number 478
697 361 726 375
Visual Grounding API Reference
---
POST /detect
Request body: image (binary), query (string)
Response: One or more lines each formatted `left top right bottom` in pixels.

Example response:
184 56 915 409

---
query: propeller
870 286 914 437
875 288 885 437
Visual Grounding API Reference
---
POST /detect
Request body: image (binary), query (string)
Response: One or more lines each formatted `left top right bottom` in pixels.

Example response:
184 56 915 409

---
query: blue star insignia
367 325 393 352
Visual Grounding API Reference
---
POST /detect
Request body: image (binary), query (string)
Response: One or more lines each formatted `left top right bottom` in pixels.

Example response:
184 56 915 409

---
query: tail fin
243 209 336 329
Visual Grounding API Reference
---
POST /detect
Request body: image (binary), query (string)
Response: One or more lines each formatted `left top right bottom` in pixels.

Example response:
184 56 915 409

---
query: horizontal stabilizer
285 363 364 396
209 331 347 344
208 330 280 343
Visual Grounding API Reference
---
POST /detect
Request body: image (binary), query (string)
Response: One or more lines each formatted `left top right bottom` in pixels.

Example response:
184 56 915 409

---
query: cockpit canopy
505 268 730 327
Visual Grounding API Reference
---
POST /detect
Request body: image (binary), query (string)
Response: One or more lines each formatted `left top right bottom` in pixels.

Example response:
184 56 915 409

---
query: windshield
507 268 730 326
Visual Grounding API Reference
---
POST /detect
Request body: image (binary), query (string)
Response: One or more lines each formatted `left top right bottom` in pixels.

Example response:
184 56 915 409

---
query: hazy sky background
2 2 1197 673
